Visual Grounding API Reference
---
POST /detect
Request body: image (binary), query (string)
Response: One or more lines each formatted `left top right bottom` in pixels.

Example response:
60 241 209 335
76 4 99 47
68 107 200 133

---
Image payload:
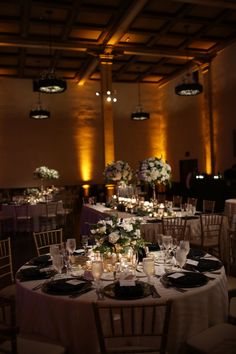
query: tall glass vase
152 183 156 201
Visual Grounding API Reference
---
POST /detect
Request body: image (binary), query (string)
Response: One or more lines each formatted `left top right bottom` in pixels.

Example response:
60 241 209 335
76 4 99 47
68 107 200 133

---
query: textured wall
0 42 235 188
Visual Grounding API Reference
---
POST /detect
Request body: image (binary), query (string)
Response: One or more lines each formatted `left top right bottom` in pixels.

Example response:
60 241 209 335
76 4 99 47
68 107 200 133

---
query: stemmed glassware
142 257 155 284
52 254 64 277
66 238 76 256
175 247 187 271
91 260 104 290
81 235 89 255
179 240 190 256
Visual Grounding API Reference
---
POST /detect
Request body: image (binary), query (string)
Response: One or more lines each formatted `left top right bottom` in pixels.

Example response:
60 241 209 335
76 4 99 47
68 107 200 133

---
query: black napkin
43 278 92 295
114 282 143 299
148 243 160 251
187 248 206 260
18 267 52 281
194 259 222 272
29 255 52 266
163 272 208 288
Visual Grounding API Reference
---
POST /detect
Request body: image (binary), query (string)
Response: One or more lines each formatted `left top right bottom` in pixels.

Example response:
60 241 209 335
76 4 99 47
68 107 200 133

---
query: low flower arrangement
90 216 147 256
104 160 133 185
137 156 171 187
33 166 59 180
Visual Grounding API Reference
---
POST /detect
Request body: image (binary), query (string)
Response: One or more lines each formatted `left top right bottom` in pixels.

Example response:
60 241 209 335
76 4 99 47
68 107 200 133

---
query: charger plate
161 272 208 288
103 280 152 300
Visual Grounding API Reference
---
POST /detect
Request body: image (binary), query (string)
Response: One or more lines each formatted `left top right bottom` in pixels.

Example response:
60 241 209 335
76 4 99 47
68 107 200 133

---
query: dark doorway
179 159 198 191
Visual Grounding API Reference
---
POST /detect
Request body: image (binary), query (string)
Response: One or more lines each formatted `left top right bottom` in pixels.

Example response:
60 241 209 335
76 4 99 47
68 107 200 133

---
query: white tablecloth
16 261 228 354
1 201 64 232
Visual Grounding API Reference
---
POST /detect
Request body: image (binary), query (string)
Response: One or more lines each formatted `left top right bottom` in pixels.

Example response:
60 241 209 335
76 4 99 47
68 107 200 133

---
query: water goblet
66 238 76 256
179 240 190 256
175 247 187 271
142 257 155 284
50 244 60 260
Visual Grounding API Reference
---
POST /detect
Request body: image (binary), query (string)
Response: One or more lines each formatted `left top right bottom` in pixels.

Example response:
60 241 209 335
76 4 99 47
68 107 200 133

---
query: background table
80 204 229 265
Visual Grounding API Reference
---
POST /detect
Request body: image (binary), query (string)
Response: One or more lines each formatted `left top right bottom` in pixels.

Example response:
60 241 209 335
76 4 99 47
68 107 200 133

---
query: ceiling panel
0 0 235 85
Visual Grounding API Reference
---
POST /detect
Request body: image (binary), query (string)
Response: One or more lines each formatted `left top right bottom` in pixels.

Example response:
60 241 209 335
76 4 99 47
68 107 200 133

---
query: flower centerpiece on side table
104 160 133 199
137 157 171 200
90 216 147 264
33 166 60 197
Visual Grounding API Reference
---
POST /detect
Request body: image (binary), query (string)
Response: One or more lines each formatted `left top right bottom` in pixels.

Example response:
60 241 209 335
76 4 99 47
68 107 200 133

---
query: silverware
69 286 94 298
161 280 187 293
150 285 161 298
32 283 43 291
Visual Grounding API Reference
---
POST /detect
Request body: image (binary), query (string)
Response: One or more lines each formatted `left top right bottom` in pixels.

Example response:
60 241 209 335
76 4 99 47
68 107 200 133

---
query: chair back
42 202 58 217
33 228 63 256
0 238 14 286
202 199 215 213
187 197 198 207
93 300 172 354
14 204 30 219
162 217 187 241
172 195 183 207
200 213 223 256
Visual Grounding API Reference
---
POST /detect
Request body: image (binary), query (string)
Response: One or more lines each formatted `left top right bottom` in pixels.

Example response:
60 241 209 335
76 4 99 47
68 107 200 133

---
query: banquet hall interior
1 0 236 353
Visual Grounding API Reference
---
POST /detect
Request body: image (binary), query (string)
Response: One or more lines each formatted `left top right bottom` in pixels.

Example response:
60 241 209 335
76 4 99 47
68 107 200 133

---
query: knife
69 286 94 298
150 285 161 298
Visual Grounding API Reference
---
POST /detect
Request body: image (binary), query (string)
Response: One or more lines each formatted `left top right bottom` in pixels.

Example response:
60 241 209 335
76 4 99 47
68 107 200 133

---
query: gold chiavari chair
33 228 63 256
93 300 172 354
0 238 15 299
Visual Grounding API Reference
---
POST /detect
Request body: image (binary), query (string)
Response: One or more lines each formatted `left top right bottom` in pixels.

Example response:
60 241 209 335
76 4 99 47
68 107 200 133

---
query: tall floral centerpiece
104 160 132 186
33 166 59 191
104 160 133 198
137 157 171 200
90 216 147 261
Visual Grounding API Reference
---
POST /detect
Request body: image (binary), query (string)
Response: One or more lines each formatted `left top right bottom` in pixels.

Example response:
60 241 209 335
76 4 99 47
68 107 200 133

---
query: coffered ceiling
1 0 236 86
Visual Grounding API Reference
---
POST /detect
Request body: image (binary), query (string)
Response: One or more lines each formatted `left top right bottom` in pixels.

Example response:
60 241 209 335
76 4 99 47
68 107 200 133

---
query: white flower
121 223 133 232
34 166 59 180
104 160 133 184
109 232 120 244
137 156 171 185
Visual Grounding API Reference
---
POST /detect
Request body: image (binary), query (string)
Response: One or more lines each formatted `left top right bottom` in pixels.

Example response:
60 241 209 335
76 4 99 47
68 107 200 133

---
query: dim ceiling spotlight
95 90 118 103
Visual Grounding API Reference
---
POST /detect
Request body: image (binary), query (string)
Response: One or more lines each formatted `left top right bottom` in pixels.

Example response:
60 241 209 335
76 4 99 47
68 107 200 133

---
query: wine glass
66 238 76 256
142 257 155 283
162 235 173 251
50 244 60 260
91 260 104 290
81 235 89 255
52 254 64 276
175 247 187 271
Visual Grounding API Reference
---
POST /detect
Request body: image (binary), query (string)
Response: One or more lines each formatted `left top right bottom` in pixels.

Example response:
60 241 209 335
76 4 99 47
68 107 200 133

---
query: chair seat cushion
0 336 65 354
186 323 236 353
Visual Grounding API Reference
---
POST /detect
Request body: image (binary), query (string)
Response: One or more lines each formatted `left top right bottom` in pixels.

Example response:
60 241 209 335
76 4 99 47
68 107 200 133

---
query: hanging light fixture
175 25 203 96
175 71 203 96
131 81 150 121
29 92 50 119
33 10 66 94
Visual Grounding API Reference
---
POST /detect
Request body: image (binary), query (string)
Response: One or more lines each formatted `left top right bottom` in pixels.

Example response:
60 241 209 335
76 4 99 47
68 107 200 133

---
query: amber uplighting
106 184 115 199
82 184 90 197
149 91 167 160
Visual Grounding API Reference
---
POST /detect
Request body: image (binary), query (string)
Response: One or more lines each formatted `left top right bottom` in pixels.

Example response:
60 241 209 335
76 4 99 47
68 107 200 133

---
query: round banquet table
16 255 228 354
